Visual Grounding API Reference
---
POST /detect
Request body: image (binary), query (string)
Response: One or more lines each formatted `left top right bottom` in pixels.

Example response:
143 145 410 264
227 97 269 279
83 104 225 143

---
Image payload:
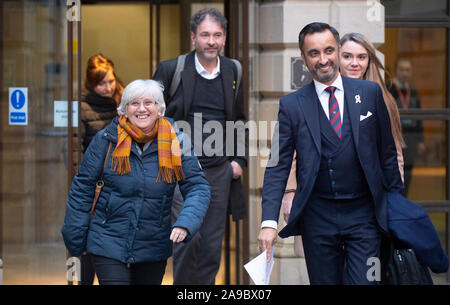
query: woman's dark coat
80 91 118 153
61 118 211 264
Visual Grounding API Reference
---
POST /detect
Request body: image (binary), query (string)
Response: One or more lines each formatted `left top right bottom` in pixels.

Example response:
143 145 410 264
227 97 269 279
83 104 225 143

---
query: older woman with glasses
62 79 210 285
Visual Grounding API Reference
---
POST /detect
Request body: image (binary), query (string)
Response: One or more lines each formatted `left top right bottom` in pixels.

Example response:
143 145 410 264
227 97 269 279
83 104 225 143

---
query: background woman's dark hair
190 8 228 35
85 53 125 105
298 22 340 54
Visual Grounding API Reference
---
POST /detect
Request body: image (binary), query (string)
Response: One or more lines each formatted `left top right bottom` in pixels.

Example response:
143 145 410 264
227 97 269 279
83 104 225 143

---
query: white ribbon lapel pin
355 95 361 103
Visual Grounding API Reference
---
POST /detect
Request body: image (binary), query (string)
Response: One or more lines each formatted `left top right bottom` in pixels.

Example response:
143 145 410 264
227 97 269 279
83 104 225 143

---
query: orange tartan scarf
111 115 185 183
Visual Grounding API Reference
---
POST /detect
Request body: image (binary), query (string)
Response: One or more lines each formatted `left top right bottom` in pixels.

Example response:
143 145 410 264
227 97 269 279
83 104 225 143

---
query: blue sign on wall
11 89 26 109
9 87 28 125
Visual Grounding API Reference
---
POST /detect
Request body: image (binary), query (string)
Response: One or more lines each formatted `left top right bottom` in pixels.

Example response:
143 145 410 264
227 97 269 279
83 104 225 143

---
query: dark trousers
300 195 382 285
171 161 233 285
80 252 95 285
90 254 167 285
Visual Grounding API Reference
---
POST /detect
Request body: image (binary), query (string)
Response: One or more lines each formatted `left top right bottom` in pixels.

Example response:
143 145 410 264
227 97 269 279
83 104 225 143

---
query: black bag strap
90 141 113 219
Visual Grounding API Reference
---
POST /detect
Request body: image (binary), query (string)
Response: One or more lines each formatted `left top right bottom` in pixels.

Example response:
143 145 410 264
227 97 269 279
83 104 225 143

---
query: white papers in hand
244 248 274 285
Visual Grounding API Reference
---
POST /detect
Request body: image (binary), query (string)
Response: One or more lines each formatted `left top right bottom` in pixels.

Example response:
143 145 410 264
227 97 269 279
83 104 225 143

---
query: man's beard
197 45 222 61
309 61 338 83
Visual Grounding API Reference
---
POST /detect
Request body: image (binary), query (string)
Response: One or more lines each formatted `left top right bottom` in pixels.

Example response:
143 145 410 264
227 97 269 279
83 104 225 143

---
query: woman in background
339 32 405 179
81 53 124 153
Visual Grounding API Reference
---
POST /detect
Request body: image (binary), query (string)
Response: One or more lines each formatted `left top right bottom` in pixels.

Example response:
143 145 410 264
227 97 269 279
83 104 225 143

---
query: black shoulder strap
90 141 113 219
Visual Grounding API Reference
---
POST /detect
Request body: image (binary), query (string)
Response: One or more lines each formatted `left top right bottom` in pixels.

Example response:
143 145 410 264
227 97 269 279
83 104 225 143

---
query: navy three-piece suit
261 75 403 284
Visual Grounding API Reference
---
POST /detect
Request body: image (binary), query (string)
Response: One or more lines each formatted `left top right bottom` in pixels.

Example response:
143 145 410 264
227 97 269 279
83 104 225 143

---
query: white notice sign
54 100 79 127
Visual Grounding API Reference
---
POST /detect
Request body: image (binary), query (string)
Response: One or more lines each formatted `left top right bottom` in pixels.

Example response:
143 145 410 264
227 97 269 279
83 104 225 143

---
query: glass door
380 0 450 284
0 0 248 285
0 0 70 284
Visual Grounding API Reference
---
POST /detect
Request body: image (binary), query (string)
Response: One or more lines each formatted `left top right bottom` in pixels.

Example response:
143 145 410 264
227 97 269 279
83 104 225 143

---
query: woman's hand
170 227 188 243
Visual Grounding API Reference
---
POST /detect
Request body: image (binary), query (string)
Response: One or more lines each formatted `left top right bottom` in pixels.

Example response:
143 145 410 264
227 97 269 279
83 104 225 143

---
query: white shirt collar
194 53 220 80
313 73 344 97
314 73 345 121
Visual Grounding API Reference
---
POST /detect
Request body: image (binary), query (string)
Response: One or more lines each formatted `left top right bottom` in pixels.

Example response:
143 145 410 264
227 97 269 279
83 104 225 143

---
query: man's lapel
298 82 321 154
342 77 362 148
182 52 196 119
220 57 234 120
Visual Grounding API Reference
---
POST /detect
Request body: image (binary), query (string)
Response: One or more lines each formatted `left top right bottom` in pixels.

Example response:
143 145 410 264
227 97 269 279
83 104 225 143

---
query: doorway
0 0 248 285
0 0 69 284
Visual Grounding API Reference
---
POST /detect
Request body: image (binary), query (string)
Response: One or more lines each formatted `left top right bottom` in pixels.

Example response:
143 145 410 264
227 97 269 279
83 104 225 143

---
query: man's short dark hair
190 8 228 35
298 22 340 54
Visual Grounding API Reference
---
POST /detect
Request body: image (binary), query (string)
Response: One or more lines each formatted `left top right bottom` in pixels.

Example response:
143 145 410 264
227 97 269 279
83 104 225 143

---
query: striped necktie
325 86 342 139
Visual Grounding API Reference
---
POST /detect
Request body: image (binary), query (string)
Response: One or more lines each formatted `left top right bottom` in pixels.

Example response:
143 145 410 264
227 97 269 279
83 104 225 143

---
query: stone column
247 0 385 284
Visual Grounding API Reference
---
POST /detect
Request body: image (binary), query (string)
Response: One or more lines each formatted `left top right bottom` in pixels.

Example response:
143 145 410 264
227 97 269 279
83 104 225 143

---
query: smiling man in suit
258 22 403 285
153 8 247 285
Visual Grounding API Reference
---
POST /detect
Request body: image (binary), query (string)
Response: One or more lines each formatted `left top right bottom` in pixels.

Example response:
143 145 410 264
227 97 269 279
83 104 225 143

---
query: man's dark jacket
261 77 403 237
153 51 247 220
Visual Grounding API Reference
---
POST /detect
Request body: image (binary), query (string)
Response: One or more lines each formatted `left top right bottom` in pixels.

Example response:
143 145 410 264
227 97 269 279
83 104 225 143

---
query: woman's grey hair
117 79 166 116
190 8 227 35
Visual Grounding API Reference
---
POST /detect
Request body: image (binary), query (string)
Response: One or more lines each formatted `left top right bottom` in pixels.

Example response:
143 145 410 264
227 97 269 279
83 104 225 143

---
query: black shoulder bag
383 238 433 285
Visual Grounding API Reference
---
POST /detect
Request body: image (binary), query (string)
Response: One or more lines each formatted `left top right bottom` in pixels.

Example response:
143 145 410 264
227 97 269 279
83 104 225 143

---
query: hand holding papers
244 247 274 285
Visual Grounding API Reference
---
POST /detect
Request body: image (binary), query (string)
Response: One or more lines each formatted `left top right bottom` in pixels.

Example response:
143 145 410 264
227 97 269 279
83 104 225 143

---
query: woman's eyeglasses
129 100 158 108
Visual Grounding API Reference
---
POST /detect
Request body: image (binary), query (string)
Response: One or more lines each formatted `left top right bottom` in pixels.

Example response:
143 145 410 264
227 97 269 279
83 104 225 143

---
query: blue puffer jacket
61 118 210 264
